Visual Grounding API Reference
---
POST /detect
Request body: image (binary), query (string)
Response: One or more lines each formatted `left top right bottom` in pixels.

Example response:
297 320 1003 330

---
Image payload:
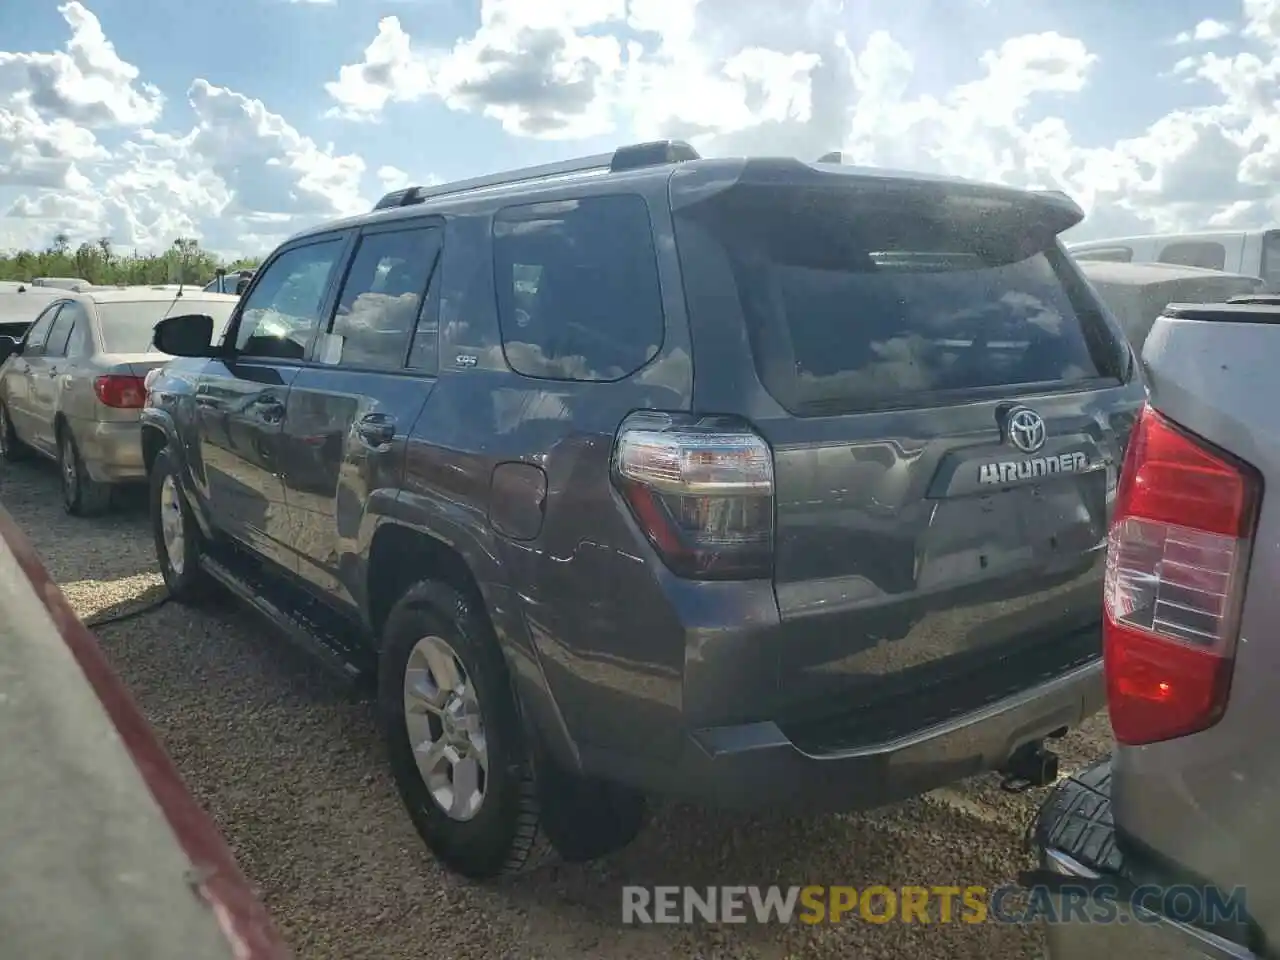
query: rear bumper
74 418 144 483
1039 849 1256 960
587 657 1104 814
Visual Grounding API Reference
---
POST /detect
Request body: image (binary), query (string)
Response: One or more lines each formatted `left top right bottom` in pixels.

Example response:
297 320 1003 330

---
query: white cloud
315 0 1280 243
0 5 367 257
12 0 1280 261
1174 19 1234 44
325 17 432 121
0 2 163 128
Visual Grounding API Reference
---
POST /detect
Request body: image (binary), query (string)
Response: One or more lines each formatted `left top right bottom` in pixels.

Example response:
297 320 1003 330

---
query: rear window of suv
674 182 1128 415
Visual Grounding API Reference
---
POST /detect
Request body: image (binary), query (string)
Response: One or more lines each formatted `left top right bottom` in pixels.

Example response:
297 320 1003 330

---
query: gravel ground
1 456 1114 960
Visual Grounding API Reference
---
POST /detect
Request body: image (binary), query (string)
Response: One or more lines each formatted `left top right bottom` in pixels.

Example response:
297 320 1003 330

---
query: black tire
0 400 27 463
379 581 551 879
58 426 112 516
150 447 212 603
378 580 647 878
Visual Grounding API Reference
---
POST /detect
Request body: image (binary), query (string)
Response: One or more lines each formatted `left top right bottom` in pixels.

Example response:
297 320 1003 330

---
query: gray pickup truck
1031 301 1279 959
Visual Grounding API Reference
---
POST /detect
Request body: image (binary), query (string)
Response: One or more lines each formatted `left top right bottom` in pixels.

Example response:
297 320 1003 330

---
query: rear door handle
355 413 396 447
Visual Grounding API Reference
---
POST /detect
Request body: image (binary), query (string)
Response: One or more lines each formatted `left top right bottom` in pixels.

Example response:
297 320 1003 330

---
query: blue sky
0 0 1274 257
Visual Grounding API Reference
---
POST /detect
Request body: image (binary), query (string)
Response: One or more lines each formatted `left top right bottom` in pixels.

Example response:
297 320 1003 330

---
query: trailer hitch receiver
999 740 1060 793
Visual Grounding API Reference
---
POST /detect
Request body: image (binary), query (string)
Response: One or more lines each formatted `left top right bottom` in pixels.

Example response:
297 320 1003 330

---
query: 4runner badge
978 406 1089 485
978 451 1089 486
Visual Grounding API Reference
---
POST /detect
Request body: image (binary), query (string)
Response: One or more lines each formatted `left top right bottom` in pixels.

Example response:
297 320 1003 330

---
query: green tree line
0 234 261 287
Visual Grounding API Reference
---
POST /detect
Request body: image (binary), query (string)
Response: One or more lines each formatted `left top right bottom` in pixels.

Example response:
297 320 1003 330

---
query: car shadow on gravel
490 795 1045 957
2 458 150 523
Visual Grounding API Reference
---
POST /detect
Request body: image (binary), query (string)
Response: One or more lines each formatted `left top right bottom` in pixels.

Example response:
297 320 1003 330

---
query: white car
0 287 237 516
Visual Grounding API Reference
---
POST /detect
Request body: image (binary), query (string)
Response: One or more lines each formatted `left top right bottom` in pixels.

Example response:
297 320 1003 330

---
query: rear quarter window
492 194 664 382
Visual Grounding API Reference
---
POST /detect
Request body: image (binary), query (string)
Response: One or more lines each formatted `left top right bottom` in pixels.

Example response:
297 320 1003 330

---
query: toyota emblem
1005 407 1047 454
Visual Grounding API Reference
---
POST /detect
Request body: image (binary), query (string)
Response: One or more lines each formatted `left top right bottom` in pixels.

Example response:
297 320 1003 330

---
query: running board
198 551 370 683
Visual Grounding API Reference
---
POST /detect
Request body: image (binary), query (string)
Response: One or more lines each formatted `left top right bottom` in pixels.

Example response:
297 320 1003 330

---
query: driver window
234 239 344 360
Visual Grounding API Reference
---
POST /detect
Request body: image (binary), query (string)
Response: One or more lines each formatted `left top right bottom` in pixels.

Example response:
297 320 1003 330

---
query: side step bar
199 552 370 683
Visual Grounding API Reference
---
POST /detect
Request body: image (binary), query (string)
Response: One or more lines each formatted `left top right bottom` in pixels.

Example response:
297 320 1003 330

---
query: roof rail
372 139 701 211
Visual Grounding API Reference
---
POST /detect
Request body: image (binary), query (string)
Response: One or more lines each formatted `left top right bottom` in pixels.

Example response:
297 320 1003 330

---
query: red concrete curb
0 505 291 959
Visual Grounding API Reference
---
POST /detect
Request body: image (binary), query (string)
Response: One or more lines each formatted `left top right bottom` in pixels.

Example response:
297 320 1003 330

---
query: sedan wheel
0 401 22 463
58 429 111 516
60 434 78 504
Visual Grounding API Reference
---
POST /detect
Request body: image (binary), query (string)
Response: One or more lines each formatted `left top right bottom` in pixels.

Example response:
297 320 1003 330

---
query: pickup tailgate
673 166 1144 742
1110 301 1280 953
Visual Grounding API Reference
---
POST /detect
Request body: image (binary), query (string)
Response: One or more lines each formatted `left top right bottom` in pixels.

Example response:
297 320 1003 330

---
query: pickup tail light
612 413 774 580
1104 403 1261 745
94 374 146 409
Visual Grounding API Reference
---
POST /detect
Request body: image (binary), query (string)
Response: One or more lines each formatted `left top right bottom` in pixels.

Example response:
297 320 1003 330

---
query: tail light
1104 403 1261 745
94 374 146 409
612 413 774 580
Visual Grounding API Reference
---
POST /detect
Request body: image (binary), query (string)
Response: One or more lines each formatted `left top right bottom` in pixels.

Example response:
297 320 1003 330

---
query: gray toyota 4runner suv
140 140 1142 879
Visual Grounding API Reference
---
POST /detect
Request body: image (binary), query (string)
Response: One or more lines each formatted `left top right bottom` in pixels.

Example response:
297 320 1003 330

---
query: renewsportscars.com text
621 884 1248 926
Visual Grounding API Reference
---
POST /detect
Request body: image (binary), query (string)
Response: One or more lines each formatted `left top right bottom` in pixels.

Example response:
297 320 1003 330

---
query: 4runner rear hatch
671 161 1142 748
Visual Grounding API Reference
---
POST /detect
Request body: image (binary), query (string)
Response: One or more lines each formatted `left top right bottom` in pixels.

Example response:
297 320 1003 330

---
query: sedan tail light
1104 403 1261 745
94 375 146 409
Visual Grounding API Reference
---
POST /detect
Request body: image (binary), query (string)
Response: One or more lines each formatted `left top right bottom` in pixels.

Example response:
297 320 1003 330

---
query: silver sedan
0 286 237 516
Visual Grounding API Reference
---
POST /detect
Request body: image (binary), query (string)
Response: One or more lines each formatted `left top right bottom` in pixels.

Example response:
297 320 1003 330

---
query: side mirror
0 336 18 364
153 314 217 357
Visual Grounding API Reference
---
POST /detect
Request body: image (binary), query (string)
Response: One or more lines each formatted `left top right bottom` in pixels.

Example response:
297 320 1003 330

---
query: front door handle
355 413 396 447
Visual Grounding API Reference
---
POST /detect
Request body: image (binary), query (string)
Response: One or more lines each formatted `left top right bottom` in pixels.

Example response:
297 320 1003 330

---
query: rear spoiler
1227 293 1280 306
1163 302 1280 325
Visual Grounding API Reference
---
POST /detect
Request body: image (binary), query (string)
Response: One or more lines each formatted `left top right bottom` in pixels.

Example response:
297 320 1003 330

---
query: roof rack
372 139 701 212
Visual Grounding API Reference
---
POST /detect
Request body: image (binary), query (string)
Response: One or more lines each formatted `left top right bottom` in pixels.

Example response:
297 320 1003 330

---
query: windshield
95 299 237 354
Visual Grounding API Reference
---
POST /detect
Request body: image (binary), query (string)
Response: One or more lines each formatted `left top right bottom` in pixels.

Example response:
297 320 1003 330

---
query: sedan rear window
674 183 1127 415
0 294 55 326
1091 276 1262 348
96 299 237 354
